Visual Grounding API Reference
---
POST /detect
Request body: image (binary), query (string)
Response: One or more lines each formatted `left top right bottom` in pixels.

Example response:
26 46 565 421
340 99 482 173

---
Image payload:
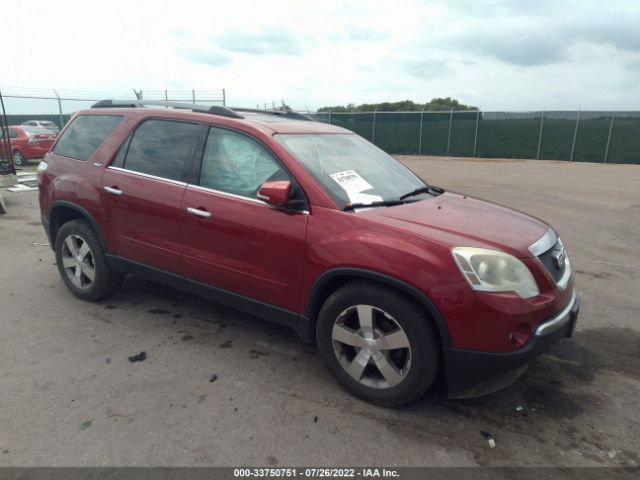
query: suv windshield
275 134 426 208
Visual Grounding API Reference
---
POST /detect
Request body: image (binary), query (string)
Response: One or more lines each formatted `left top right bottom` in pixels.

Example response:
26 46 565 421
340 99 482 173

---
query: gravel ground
0 157 638 467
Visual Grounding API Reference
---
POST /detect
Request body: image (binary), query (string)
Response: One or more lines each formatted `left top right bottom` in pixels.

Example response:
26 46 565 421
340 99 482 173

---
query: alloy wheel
331 304 412 389
12 151 23 166
60 234 96 289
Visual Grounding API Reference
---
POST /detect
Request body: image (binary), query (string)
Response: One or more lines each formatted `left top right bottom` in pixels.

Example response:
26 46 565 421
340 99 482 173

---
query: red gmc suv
38 101 580 406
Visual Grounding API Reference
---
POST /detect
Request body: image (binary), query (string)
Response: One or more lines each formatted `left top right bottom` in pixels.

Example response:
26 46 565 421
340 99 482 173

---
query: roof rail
90 100 244 119
232 108 312 121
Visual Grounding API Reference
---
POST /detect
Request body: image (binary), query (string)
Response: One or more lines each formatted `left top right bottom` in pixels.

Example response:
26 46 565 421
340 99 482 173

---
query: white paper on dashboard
329 170 382 203
348 191 383 204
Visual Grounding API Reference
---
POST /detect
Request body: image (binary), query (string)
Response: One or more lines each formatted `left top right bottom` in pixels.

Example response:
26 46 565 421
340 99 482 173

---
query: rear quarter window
53 115 122 161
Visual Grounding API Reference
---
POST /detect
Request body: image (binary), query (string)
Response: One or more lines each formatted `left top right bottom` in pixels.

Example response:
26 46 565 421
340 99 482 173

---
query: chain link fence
1 88 226 130
310 110 640 164
4 89 639 165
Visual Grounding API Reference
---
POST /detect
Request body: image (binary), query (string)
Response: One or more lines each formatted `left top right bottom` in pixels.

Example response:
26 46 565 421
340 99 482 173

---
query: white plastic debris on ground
7 172 38 192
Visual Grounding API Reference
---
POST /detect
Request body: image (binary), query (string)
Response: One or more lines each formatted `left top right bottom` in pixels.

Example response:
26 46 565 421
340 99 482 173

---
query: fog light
509 323 532 347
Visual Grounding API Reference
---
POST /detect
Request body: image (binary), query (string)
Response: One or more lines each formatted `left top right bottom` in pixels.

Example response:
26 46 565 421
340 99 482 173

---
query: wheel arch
305 267 451 348
48 201 107 252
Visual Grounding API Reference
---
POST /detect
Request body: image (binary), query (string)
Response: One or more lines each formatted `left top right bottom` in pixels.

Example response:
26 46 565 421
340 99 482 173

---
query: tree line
317 97 477 112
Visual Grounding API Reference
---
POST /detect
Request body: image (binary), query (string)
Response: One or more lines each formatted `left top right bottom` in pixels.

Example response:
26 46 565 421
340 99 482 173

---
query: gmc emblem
552 247 566 269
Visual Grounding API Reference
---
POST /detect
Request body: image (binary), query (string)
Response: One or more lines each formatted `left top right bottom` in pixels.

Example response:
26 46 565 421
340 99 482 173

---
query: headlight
452 247 539 299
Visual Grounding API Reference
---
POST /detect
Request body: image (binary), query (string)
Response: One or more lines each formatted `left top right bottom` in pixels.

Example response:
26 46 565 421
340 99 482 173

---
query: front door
180 126 308 313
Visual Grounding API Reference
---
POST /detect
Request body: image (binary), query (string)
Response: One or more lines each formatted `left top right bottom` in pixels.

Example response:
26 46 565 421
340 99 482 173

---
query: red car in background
0 126 57 166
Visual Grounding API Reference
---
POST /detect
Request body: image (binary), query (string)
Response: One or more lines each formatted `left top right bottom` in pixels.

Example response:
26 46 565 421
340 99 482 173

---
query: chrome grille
529 229 572 290
538 239 567 282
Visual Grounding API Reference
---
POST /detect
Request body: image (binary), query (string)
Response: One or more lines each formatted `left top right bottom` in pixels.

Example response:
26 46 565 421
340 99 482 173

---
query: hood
363 192 549 258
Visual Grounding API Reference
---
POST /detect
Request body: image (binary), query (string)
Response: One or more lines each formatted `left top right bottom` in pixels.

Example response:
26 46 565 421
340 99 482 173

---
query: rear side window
53 115 122 161
122 119 200 182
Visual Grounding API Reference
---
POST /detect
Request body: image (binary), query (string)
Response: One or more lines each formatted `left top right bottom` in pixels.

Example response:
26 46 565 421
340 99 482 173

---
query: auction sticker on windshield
329 170 382 204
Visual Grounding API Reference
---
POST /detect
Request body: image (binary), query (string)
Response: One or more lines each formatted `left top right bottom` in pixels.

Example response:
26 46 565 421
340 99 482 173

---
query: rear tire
316 281 439 407
54 220 122 301
12 150 24 166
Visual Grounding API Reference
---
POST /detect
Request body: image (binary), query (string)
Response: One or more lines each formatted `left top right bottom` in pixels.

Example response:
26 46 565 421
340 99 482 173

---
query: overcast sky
3 0 640 113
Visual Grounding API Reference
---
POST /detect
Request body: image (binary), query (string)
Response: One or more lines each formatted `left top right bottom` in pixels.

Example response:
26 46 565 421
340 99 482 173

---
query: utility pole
53 89 64 128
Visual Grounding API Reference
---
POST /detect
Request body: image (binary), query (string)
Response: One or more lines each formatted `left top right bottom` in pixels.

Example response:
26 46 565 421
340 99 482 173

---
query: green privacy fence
6 114 71 128
312 111 640 164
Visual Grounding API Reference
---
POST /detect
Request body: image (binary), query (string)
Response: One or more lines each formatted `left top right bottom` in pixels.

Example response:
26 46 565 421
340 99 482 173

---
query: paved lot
0 157 639 467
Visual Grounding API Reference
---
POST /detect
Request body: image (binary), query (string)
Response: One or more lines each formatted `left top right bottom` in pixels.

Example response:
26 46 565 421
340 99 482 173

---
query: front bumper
444 291 581 398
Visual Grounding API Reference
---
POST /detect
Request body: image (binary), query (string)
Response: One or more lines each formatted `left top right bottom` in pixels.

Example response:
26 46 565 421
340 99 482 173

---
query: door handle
187 207 212 218
104 186 123 196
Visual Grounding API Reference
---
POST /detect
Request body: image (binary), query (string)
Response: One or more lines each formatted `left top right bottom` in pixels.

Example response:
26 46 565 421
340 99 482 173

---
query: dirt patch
550 327 640 379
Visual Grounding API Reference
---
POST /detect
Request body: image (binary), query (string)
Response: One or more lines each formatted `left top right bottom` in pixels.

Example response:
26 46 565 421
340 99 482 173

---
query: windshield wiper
344 199 406 211
344 186 445 211
399 185 445 201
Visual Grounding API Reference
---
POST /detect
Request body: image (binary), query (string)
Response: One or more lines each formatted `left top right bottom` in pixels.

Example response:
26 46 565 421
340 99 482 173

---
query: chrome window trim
188 183 266 205
529 228 557 256
187 184 310 215
107 166 187 186
534 289 577 336
107 167 310 214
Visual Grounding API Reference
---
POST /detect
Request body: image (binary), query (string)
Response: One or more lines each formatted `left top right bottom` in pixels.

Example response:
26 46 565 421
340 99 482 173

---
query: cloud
182 48 232 66
423 0 640 67
330 25 391 42
403 59 454 78
2 0 640 112
452 31 569 66
217 28 306 55
573 21 640 53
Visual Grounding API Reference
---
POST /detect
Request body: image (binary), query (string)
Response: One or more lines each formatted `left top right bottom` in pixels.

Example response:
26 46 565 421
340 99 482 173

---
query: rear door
180 126 308 312
7 128 23 150
0 128 7 157
101 118 202 275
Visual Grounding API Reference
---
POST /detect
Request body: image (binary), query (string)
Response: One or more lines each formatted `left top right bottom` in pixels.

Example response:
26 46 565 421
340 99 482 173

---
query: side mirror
257 180 292 206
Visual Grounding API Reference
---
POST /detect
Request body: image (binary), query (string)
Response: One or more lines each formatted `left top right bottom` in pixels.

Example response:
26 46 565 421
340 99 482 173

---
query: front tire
316 281 439 407
54 220 122 301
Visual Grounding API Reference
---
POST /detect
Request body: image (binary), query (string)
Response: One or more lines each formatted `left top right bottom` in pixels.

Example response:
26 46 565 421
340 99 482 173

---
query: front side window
123 119 200 182
53 115 122 161
199 127 289 198
275 134 426 207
